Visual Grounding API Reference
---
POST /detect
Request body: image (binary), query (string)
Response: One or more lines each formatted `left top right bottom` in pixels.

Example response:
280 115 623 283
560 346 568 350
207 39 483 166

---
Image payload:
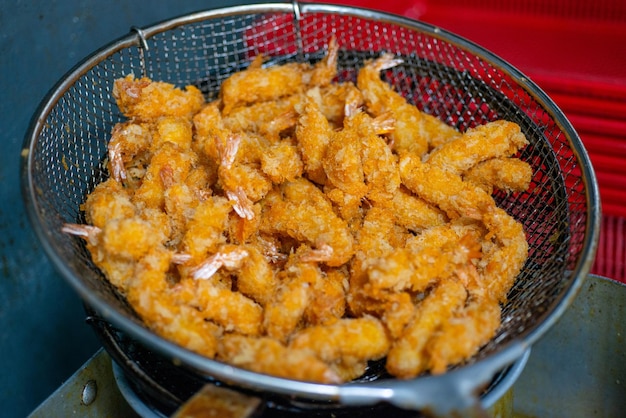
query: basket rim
19 2 602 413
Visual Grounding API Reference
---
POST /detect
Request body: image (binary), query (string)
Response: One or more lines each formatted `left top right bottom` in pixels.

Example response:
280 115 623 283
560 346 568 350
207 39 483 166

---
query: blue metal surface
0 1 264 416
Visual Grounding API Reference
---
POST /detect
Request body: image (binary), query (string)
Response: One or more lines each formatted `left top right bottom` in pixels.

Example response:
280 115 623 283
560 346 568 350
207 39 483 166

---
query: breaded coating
303 267 347 326
289 316 390 363
386 280 468 378
357 54 460 157
217 334 341 383
464 157 533 194
425 120 529 175
113 74 204 121
399 153 495 219
425 296 501 374
390 187 447 233
263 259 321 341
295 88 334 185
220 37 338 115
260 179 355 267
64 42 531 383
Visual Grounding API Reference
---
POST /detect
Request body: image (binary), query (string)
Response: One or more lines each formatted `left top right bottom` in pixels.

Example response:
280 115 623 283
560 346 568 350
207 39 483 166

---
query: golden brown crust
63 43 531 382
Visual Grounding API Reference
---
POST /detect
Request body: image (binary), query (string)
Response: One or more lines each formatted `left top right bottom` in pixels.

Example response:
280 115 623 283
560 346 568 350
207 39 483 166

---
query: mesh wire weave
22 3 598 395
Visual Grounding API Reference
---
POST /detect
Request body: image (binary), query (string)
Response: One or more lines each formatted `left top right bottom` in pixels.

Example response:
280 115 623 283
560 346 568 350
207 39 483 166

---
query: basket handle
291 0 305 59
337 341 529 417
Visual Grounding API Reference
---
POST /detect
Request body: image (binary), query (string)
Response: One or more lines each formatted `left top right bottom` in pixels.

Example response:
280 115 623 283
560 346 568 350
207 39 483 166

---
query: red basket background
306 0 626 283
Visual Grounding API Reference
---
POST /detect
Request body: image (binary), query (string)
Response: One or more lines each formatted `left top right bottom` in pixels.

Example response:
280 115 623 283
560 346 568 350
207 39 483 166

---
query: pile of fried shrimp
63 38 533 384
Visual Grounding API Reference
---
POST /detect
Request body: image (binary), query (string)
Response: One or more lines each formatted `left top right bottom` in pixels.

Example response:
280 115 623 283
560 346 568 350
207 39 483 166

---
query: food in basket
62 38 532 382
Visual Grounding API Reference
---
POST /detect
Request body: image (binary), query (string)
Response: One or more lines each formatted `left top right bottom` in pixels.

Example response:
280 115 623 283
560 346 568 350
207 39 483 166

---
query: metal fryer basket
21 2 601 415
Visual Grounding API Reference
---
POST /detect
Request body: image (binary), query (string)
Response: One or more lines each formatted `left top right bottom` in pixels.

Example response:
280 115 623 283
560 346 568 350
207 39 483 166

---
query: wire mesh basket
21 2 600 416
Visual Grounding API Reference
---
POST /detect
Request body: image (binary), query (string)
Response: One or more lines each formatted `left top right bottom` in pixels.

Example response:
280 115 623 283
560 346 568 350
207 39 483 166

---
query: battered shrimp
323 186 365 232
379 291 416 339
303 267 347 326
289 316 390 365
61 223 145 293
151 116 194 151
220 62 310 115
260 178 354 267
217 334 341 384
113 74 205 121
480 207 529 302
99 215 170 262
191 244 250 280
357 54 460 157
227 204 263 245
82 178 136 229
259 139 304 184
220 37 338 114
192 100 225 162
346 206 414 336
163 170 214 247
354 205 398 262
317 82 364 127
323 107 395 201
390 187 447 233
424 120 529 175
107 121 152 183
223 94 301 140
126 248 222 359
215 133 273 220
425 296 501 374
235 245 277 306
364 224 482 294
463 157 533 194
181 195 232 262
399 153 495 219
185 273 264 336
386 279 468 379
323 118 368 199
356 112 401 205
295 88 334 185
263 255 323 341
132 141 197 209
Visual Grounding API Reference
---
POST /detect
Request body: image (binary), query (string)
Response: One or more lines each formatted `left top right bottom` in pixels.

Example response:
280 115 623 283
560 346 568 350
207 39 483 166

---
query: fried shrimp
481 207 529 302
127 249 222 359
107 121 152 183
260 179 355 267
64 42 532 383
386 279 468 378
357 54 460 157
263 256 322 341
113 74 205 121
223 94 301 140
464 157 533 194
365 225 482 294
217 334 341 383
399 153 495 219
323 117 368 199
295 88 334 185
390 187 447 232
289 316 390 365
220 37 338 115
425 296 501 374
425 120 529 175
